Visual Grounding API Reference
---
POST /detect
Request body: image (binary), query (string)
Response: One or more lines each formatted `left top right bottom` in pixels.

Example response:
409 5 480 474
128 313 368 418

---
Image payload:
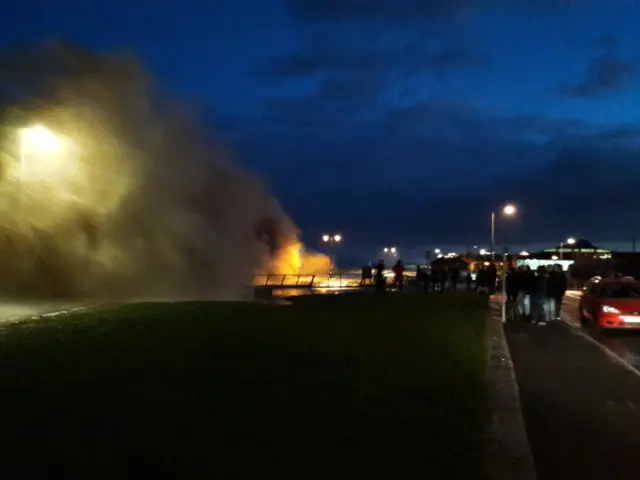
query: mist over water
0 41 328 301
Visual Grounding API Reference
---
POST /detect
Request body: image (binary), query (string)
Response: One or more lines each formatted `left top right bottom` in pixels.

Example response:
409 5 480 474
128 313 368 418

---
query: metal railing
253 273 361 289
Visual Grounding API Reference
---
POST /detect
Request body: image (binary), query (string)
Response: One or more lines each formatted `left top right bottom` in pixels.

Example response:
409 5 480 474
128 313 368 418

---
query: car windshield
599 283 640 299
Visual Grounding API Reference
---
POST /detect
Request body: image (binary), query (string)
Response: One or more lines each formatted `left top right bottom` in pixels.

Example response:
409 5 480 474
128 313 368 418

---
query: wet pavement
0 301 89 325
505 302 640 480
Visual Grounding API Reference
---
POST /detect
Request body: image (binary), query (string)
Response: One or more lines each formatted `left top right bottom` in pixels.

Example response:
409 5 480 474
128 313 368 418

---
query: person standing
450 266 460 292
531 266 550 325
393 260 405 291
439 267 448 293
430 268 440 292
547 264 568 320
374 260 386 293
487 263 498 295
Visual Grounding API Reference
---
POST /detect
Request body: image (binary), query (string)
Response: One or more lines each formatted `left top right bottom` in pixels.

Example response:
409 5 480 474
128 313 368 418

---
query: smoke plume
0 41 328 301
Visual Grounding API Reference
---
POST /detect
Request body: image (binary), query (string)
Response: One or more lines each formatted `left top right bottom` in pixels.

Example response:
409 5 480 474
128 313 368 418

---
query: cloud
283 0 481 24
222 99 634 239
561 55 638 98
283 0 574 25
218 93 640 250
259 39 490 79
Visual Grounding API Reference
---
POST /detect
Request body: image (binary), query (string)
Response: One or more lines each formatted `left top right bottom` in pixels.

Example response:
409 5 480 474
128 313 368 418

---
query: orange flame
266 240 331 275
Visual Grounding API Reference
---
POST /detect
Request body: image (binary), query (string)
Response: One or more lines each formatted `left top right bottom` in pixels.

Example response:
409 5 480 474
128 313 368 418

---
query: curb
484 309 537 480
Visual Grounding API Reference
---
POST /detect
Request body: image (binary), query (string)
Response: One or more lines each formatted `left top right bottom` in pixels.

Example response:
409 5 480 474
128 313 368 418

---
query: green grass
0 292 488 478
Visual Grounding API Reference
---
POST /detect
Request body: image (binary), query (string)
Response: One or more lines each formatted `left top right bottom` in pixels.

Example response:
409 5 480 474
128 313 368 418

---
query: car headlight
602 305 621 314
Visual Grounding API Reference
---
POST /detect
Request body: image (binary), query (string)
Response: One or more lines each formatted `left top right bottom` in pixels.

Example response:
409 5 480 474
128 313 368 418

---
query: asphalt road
563 290 640 371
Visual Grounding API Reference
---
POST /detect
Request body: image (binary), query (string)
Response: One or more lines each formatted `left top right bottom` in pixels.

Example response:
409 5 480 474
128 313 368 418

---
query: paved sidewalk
505 320 640 480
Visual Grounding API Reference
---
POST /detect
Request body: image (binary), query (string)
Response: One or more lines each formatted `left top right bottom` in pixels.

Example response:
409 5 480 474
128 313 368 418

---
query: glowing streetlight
560 237 577 261
520 251 529 256
322 233 342 245
390 247 396 253
503 204 516 216
434 248 441 254
489 202 518 324
491 203 517 261
18 124 76 183
322 233 342 277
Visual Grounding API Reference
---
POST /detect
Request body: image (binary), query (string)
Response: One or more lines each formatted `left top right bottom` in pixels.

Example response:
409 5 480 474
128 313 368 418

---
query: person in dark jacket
450 266 460 292
439 267 448 293
374 260 386 293
519 265 536 321
487 263 498 294
465 271 473 291
476 267 489 294
547 264 568 320
531 266 549 325
430 268 440 292
505 267 519 302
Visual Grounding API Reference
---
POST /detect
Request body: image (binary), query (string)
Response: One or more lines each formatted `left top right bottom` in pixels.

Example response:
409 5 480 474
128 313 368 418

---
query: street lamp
490 203 517 324
383 246 398 256
322 233 342 277
19 125 66 176
559 237 576 261
491 203 517 261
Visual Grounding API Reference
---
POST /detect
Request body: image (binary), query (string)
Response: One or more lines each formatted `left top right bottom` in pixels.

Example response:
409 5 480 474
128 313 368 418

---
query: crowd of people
505 264 568 326
362 260 571 326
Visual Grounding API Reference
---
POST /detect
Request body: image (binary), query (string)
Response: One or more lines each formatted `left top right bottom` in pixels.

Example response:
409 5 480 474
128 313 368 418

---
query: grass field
0 292 489 478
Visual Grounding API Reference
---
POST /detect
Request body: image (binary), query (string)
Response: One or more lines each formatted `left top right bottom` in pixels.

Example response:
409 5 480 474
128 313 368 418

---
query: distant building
517 239 615 273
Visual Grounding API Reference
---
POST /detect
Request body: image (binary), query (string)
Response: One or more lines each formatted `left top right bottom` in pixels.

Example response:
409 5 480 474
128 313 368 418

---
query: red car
579 277 640 330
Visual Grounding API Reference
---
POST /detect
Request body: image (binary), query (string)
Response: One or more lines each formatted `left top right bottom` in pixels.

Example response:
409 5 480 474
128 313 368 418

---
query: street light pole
491 211 496 262
322 233 342 278
492 203 517 323
559 237 576 261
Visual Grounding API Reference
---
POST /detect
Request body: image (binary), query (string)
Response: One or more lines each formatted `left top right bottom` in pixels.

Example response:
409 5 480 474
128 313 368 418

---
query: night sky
3 1 640 262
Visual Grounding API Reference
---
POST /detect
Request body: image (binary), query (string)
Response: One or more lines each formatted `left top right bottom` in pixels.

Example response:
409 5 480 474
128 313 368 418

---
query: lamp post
490 203 517 323
322 233 342 278
559 237 576 261
383 246 398 258
491 203 516 261
17 125 69 208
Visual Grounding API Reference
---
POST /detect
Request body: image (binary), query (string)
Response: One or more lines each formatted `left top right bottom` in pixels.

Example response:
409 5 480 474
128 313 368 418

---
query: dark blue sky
3 0 640 259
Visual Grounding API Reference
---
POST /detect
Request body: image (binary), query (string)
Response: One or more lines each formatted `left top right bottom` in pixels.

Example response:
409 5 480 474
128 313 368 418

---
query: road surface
562 290 640 371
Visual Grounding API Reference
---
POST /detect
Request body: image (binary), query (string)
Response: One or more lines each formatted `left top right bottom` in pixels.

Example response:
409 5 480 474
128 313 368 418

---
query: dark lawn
0 292 488 479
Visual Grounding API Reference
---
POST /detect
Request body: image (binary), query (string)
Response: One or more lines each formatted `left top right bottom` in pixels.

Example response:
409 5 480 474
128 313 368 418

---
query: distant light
503 204 516 216
479 249 487 255
551 255 558 260
322 234 330 242
437 253 443 258
390 247 396 253
520 251 529 256
567 237 576 245
434 248 441 254
21 125 65 154
333 234 342 243
384 247 389 253
484 262 490 266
